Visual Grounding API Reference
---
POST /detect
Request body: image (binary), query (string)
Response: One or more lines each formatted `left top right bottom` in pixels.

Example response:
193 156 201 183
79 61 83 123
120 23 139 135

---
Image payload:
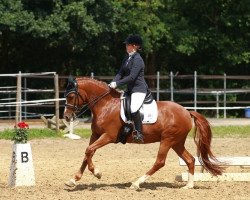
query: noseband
64 79 111 118
64 90 85 113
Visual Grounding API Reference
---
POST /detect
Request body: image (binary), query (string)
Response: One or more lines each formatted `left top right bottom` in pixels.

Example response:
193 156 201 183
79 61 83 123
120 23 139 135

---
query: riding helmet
124 34 143 47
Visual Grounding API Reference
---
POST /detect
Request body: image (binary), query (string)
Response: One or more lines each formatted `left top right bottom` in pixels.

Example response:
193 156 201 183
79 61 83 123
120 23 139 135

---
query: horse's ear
68 75 75 84
65 76 77 97
65 75 75 89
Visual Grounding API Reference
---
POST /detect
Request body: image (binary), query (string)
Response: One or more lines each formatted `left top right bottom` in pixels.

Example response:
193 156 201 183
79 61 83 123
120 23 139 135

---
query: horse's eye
67 94 74 100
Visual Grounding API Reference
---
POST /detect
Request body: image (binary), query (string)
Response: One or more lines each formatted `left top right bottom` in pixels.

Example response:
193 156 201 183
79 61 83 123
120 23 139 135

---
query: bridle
64 79 111 118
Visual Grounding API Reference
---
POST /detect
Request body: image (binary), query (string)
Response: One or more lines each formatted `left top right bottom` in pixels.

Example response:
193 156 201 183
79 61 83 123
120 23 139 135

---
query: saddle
117 90 158 144
122 90 154 121
120 90 158 124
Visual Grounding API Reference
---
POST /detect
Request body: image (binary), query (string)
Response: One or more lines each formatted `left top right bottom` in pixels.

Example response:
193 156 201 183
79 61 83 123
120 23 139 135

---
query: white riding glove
109 82 117 89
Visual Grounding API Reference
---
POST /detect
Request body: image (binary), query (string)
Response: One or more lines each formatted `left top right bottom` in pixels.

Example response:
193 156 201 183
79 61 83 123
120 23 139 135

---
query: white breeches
130 92 146 113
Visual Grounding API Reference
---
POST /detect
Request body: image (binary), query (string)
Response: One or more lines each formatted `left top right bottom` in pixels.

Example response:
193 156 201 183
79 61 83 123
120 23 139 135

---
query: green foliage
0 0 249 76
12 122 29 143
12 127 28 143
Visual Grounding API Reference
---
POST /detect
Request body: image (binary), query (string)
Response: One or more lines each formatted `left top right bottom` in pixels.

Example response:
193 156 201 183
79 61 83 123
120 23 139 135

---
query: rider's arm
116 57 143 86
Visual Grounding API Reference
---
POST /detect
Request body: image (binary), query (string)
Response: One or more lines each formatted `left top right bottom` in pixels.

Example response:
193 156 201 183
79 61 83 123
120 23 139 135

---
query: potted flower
12 121 29 143
9 121 35 187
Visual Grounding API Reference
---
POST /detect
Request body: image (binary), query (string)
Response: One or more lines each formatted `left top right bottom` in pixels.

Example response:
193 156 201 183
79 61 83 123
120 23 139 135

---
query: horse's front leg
85 133 114 174
65 133 99 187
75 150 97 181
66 132 114 187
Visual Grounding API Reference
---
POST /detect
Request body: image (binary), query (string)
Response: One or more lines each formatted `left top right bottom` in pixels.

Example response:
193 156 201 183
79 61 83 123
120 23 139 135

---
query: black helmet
124 34 143 47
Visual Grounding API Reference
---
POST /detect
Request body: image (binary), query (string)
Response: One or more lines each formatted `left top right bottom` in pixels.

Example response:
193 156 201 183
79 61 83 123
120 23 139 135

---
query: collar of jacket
128 52 138 59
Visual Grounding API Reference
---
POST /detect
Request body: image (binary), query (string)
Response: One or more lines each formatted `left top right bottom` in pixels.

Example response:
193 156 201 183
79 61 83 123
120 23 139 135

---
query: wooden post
15 72 22 124
54 74 59 132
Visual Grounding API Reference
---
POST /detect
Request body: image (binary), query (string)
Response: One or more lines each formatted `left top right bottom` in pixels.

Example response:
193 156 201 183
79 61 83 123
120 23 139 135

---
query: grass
186 125 250 138
211 126 250 138
72 128 92 138
0 126 249 140
0 128 92 140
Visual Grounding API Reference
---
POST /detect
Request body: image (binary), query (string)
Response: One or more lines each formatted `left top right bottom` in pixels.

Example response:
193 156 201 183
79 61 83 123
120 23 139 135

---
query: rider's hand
109 82 117 89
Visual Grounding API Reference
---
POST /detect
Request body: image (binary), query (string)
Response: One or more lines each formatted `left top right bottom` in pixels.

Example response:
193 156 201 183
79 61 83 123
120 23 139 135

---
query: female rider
109 34 149 143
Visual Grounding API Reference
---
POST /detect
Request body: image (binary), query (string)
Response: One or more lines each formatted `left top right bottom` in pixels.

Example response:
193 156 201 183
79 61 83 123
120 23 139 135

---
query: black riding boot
131 111 144 143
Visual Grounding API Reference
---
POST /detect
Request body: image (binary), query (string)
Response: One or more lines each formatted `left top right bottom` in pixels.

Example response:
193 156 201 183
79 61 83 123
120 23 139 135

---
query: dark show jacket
112 52 148 93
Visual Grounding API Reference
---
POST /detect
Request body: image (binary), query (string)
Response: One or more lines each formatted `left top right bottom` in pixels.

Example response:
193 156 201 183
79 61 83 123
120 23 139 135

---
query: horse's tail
189 111 225 176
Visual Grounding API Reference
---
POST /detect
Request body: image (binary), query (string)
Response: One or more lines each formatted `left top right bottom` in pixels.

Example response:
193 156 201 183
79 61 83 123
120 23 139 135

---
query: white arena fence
1 72 250 126
0 72 63 131
91 71 250 119
0 98 65 119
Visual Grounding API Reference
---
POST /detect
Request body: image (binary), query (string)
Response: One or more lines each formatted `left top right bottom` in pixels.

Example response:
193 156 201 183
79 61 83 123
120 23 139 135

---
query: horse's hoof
130 183 141 191
181 185 194 189
65 179 77 187
94 169 102 179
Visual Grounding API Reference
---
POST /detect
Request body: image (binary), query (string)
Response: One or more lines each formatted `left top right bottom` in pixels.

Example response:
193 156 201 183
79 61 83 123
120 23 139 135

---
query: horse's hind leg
130 139 171 190
172 143 195 189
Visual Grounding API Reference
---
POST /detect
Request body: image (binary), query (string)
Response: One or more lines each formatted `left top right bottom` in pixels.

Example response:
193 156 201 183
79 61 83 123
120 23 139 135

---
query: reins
76 89 111 118
65 84 111 119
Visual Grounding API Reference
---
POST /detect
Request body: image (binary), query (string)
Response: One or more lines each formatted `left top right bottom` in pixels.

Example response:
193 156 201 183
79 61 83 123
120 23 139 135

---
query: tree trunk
144 52 156 88
0 31 9 72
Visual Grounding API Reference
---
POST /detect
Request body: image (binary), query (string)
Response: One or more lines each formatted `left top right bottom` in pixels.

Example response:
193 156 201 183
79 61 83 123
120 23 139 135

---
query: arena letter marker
8 143 35 187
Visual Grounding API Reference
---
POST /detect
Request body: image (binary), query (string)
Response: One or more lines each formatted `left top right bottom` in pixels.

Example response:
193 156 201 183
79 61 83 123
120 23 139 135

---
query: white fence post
24 77 27 120
194 71 197 112
216 92 219 118
15 71 22 124
224 73 227 118
156 71 160 101
54 74 59 132
170 71 174 101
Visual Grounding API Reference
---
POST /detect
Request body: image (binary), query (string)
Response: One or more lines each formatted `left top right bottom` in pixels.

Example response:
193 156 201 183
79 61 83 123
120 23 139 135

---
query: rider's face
126 44 136 54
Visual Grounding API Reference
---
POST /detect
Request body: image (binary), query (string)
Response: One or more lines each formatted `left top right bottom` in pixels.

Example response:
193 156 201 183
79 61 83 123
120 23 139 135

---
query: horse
63 77 225 190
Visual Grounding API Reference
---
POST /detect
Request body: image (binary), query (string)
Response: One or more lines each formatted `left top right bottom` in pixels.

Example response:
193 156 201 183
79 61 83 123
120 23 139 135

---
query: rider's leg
131 111 143 142
131 92 146 143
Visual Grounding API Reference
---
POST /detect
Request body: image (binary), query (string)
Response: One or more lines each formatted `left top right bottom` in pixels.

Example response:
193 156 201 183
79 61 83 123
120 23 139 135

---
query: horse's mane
76 77 107 88
76 77 120 96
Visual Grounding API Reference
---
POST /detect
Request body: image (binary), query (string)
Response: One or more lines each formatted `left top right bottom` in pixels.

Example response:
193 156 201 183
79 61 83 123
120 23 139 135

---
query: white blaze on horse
63 77 224 190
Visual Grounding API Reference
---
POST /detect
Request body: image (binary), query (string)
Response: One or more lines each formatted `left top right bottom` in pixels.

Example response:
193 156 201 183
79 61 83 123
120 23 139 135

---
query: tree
166 0 250 75
0 0 249 76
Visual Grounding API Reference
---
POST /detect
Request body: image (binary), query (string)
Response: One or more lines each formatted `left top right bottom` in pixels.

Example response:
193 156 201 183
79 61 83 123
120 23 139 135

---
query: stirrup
132 131 144 143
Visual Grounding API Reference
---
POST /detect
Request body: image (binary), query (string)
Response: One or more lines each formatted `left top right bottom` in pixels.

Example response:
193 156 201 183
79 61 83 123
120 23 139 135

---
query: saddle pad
120 99 158 124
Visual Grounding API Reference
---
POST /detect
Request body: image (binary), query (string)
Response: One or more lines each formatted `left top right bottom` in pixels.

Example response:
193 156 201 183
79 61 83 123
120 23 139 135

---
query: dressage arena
0 136 249 200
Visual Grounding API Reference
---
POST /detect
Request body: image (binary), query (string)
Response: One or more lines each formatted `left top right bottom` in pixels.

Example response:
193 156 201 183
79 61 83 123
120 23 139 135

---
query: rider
109 34 148 143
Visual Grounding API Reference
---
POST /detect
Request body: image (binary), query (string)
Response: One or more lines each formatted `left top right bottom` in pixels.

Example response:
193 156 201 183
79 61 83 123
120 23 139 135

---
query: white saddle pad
120 99 158 124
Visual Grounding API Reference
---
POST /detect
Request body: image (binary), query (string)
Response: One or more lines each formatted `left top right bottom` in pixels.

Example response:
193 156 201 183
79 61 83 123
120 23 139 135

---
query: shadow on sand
64 181 210 192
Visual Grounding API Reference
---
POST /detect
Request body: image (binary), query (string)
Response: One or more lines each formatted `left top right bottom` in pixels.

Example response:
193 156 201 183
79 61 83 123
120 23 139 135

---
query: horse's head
63 76 87 121
64 76 119 122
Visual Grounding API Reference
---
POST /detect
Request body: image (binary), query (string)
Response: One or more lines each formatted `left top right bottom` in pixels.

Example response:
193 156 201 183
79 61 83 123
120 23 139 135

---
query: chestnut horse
63 77 224 190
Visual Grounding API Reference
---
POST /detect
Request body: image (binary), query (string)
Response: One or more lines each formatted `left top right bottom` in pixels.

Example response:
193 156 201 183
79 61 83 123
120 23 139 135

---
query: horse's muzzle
63 111 75 122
